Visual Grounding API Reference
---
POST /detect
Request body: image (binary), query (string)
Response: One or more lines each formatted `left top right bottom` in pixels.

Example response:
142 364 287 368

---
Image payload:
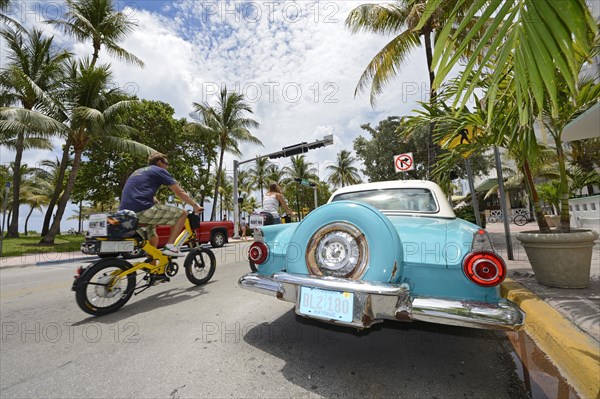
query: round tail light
248 242 268 265
462 251 506 287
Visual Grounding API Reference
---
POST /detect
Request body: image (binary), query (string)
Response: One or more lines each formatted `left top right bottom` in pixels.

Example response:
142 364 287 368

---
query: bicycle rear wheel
513 214 527 226
75 259 136 316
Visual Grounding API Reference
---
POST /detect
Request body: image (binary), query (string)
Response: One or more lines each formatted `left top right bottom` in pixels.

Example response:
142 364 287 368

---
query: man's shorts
136 204 184 239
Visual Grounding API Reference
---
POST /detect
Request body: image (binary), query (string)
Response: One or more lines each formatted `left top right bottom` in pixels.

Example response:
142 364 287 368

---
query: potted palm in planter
513 76 600 288
410 0 599 288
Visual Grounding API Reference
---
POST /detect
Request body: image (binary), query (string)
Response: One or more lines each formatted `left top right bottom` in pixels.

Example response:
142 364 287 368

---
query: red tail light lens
248 242 268 265
463 251 506 287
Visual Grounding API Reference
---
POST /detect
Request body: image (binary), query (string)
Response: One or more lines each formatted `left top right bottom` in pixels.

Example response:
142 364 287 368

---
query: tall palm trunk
40 144 83 244
210 147 225 221
24 206 35 235
6 131 24 237
423 29 437 180
522 160 551 233
41 137 71 236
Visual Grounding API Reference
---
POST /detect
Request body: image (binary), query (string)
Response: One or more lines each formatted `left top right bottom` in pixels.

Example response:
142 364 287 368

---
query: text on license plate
298 286 354 322
100 241 135 253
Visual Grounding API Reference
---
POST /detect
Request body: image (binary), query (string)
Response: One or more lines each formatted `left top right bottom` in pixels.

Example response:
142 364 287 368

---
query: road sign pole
313 185 318 209
494 147 514 260
295 181 301 221
233 160 240 239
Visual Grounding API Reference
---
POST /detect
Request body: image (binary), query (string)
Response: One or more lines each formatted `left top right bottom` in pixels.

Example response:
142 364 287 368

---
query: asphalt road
1 243 528 398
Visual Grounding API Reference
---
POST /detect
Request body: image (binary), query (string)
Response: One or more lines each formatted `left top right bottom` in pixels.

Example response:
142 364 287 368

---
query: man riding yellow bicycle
119 152 203 257
72 152 216 316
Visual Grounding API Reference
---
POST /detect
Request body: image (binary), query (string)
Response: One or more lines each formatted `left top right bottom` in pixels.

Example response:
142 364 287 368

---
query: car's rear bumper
238 272 525 330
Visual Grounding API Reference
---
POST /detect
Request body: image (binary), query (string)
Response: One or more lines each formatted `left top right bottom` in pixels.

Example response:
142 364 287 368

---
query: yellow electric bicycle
73 213 216 316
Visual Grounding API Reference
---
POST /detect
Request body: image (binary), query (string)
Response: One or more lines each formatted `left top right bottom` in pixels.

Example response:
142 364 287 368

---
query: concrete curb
501 279 600 399
0 252 94 270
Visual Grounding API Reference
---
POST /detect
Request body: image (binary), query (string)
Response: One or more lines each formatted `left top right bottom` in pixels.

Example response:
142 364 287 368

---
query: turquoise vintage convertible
239 180 525 330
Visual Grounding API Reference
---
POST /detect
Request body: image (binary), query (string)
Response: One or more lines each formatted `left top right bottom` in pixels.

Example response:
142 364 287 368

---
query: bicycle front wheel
513 215 527 226
184 247 216 285
75 259 136 316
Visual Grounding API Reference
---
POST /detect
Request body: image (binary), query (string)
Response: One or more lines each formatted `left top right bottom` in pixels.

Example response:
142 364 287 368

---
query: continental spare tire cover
286 201 403 283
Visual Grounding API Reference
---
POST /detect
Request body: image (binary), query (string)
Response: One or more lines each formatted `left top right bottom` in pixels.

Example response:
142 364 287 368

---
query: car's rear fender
402 265 502 301
388 216 479 269
253 223 299 275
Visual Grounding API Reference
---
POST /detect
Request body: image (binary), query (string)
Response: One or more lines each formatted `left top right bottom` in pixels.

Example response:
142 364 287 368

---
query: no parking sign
394 153 414 172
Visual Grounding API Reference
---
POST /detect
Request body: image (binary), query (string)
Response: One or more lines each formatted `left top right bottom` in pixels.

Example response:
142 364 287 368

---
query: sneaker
162 244 183 257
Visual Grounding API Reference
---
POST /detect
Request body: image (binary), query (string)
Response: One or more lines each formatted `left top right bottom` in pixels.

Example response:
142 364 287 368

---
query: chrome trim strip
412 297 525 331
238 272 525 330
271 272 406 296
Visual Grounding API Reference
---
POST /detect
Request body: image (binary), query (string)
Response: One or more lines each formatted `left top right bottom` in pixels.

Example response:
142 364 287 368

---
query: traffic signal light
267 136 333 160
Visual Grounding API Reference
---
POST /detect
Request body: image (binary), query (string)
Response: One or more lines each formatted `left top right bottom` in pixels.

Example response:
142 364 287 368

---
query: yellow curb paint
501 279 600 399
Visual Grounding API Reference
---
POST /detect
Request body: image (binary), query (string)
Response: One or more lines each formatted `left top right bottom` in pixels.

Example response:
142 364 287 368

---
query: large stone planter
516 229 599 288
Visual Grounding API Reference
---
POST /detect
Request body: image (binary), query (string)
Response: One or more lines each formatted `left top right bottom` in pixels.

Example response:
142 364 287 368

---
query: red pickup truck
81 220 235 258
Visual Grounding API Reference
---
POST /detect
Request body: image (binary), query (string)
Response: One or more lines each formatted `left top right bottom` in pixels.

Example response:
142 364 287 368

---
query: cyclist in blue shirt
120 152 202 256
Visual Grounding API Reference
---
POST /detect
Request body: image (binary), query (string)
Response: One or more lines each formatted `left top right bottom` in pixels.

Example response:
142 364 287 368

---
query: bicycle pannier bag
107 210 138 239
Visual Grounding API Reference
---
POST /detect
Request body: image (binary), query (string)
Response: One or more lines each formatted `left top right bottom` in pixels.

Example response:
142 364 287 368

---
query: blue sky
1 0 433 232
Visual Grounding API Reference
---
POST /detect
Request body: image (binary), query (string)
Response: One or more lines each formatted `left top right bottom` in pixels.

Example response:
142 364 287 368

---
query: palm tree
21 169 53 235
248 156 271 206
346 1 477 175
41 0 144 236
326 150 362 188
241 196 258 216
47 0 144 68
40 61 154 244
419 0 596 125
237 169 255 199
539 76 600 232
192 87 262 221
0 0 24 30
0 27 71 237
184 121 219 208
281 156 319 216
266 164 284 187
282 155 318 183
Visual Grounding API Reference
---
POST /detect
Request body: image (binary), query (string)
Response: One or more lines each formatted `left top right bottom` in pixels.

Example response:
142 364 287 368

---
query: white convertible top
327 180 456 218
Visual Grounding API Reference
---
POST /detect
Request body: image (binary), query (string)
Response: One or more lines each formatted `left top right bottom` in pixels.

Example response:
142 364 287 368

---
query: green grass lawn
0 235 85 258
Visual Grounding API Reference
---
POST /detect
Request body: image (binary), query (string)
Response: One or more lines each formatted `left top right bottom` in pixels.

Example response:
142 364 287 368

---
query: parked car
239 180 525 331
81 217 234 258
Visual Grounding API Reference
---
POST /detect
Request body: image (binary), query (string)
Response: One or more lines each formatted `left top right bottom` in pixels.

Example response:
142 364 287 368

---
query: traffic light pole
232 135 333 238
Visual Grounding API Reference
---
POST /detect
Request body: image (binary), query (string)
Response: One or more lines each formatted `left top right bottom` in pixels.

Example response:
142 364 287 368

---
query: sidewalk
486 222 600 399
1 228 598 397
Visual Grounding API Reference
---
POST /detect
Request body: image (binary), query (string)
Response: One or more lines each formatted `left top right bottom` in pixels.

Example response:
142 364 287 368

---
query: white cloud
2 0 436 229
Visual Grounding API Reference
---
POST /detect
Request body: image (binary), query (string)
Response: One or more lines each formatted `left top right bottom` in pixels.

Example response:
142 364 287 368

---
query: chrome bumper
238 272 525 330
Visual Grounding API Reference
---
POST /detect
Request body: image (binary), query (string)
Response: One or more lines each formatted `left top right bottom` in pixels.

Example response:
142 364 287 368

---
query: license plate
298 286 354 322
100 241 135 253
